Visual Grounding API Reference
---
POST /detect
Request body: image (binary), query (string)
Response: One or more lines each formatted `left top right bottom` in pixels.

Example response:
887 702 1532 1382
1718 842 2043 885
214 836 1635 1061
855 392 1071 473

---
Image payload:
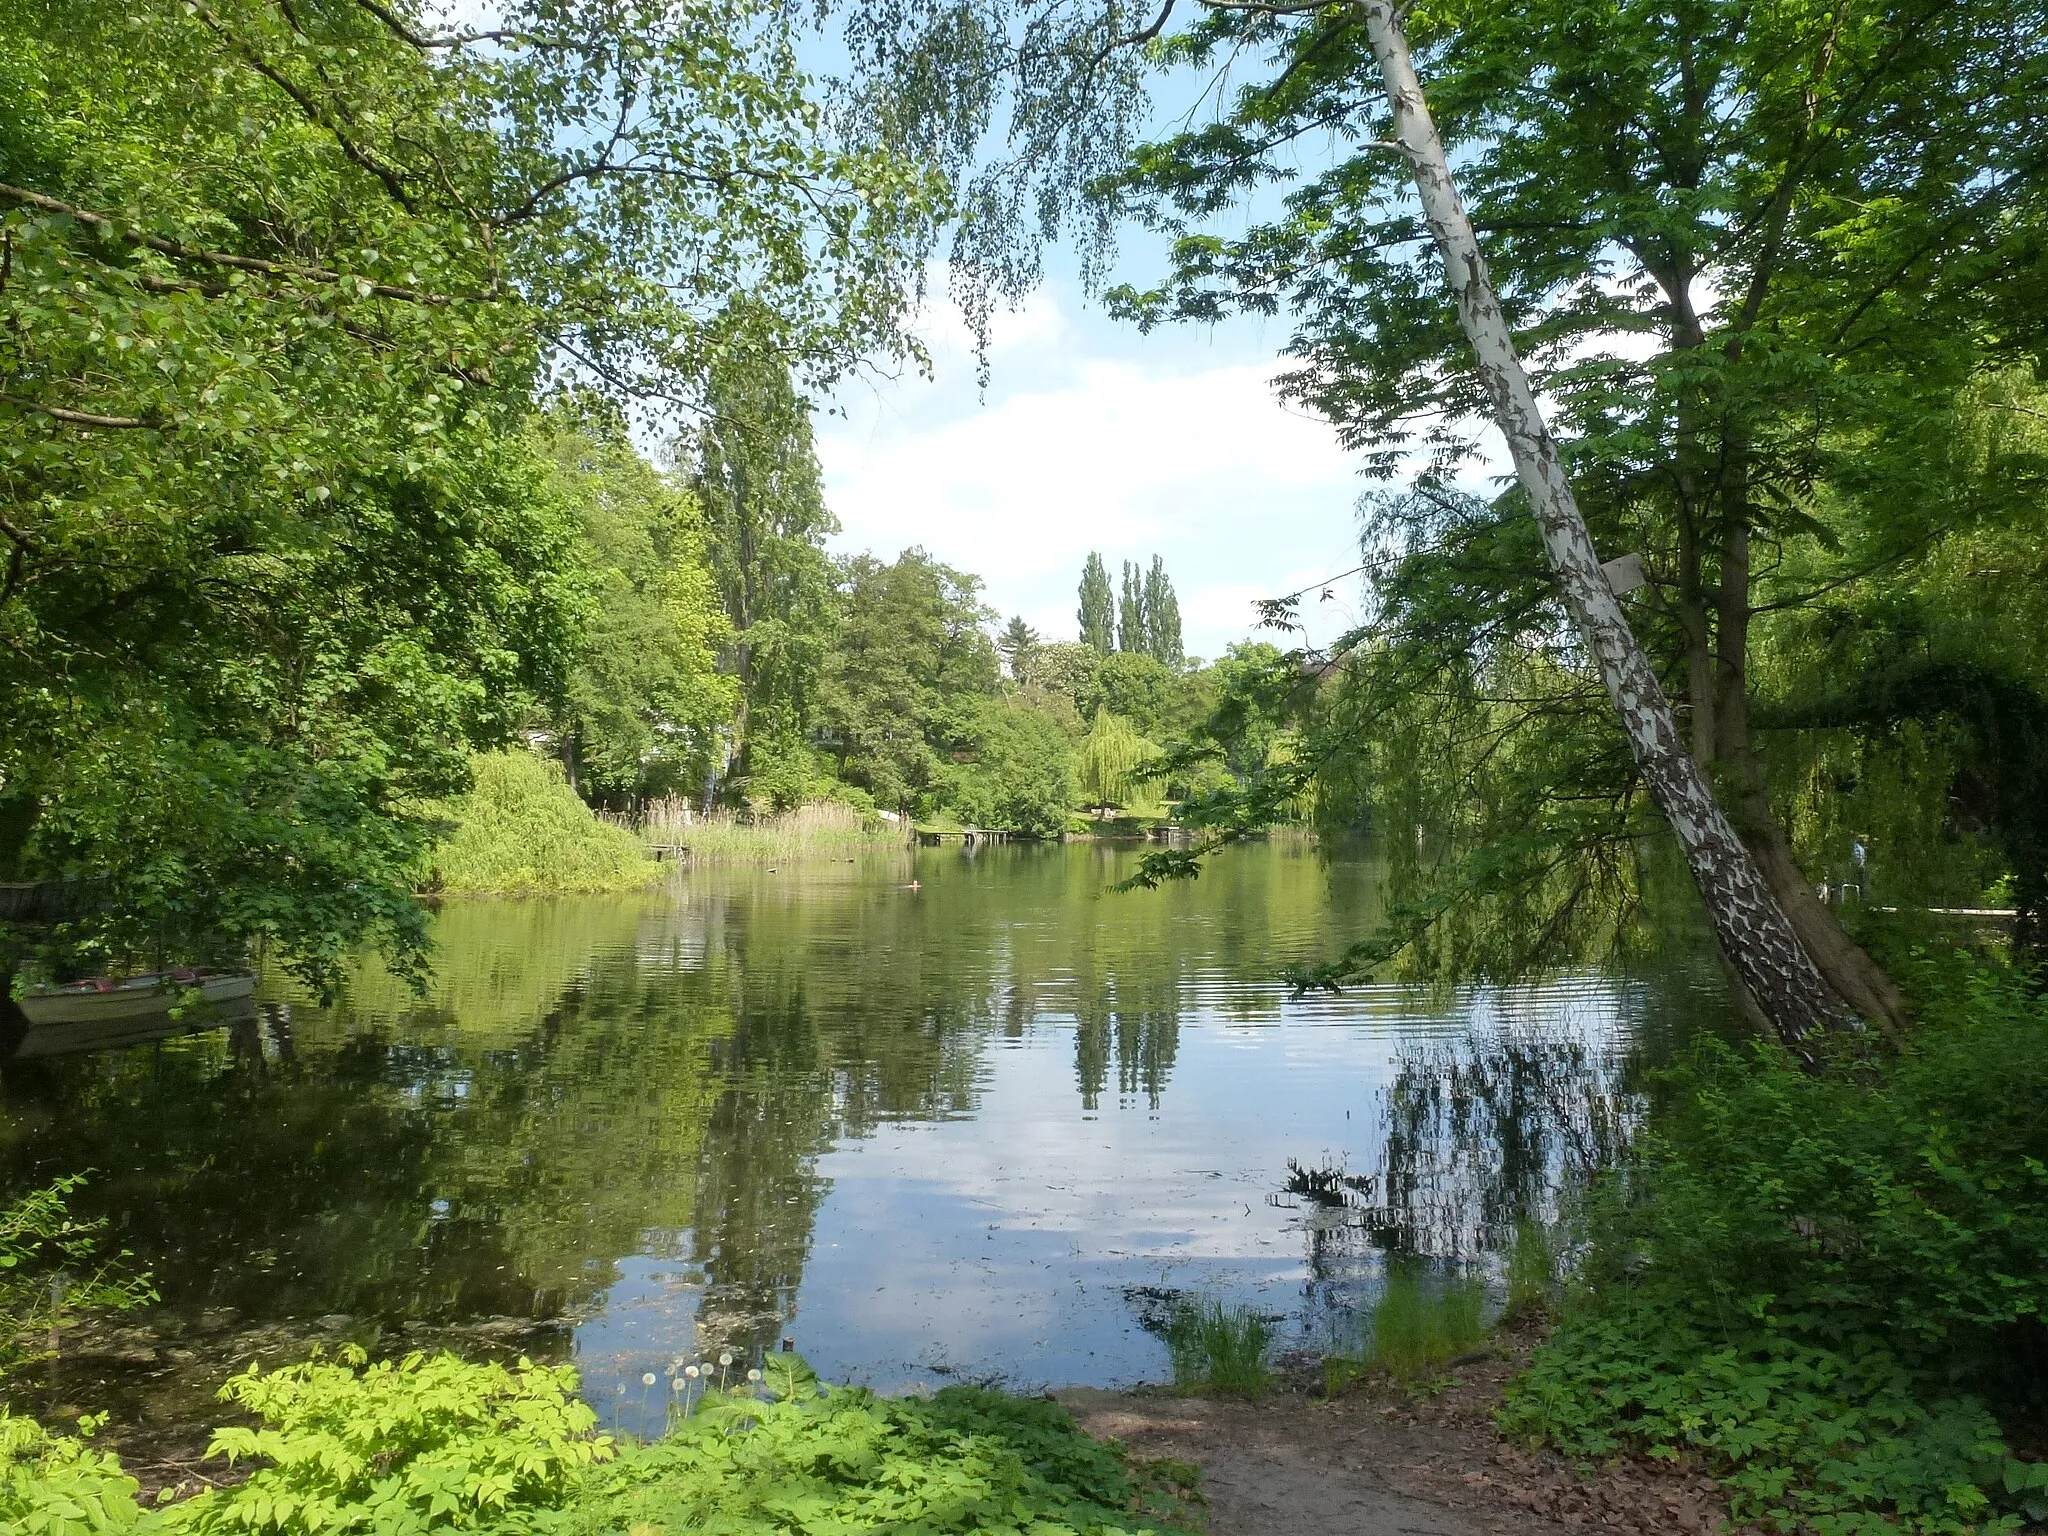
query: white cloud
817 290 1370 657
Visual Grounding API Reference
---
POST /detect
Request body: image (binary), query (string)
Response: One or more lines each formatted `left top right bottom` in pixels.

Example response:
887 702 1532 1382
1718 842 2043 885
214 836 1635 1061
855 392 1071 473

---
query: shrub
1 1177 155 1381
1161 1298 1274 1397
4 1352 1188 1535
426 752 659 895
1500 949 2048 1533
1 1411 144 1536
171 1348 609 1535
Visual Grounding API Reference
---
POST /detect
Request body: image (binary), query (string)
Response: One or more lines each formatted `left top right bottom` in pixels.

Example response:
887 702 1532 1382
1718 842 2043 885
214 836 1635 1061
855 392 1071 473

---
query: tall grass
1323 1265 1492 1392
642 798 905 864
428 752 661 895
1503 1220 1555 1326
1162 1297 1275 1397
1368 1267 1488 1381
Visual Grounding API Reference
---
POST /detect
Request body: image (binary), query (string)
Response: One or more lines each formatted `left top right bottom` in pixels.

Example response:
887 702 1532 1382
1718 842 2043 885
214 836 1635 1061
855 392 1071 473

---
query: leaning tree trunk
1354 0 1854 1057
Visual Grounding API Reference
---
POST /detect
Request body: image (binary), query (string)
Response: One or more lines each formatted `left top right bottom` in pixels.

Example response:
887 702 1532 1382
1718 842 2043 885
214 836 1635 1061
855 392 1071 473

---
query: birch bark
1352 0 1852 1054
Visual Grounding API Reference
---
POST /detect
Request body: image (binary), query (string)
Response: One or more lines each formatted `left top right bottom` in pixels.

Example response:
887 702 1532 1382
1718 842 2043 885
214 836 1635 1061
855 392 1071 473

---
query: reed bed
640 798 906 864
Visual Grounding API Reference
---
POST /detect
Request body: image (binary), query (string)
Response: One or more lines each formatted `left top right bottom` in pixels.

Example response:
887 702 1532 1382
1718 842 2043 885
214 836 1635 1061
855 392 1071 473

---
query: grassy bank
428 752 661 895
1500 945 2048 1534
1 1348 1195 1534
641 798 906 864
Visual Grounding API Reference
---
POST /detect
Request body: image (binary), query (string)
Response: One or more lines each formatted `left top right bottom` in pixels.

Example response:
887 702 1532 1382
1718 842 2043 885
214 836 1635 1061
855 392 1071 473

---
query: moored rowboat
16 970 256 1027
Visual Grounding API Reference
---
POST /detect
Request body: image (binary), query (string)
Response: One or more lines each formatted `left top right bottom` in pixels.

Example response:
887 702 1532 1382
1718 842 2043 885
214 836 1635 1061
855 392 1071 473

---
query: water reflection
0 842 1730 1437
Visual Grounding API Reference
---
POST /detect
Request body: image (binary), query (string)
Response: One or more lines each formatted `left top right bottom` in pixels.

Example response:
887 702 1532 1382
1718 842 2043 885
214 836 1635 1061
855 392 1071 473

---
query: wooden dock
914 827 1014 847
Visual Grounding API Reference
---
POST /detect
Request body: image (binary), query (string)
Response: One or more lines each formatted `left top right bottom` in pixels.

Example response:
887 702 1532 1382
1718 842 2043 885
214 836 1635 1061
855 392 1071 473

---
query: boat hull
16 972 256 1027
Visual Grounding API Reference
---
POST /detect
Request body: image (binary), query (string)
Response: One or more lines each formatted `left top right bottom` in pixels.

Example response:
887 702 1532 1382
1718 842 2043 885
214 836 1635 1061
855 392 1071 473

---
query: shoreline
33 1316 1731 1534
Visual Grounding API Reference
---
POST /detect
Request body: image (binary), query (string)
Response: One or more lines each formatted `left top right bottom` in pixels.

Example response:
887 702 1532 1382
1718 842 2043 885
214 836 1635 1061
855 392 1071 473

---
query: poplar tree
1118 560 1146 653
1077 553 1117 653
1143 556 1183 670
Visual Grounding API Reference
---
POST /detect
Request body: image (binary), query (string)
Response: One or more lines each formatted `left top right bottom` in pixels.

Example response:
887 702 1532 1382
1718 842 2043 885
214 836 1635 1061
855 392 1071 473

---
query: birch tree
827 0 2048 1045
1347 0 1846 1044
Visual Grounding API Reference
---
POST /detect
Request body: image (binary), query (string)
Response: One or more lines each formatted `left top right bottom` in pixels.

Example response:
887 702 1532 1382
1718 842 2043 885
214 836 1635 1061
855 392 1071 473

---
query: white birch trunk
1353 0 1851 1052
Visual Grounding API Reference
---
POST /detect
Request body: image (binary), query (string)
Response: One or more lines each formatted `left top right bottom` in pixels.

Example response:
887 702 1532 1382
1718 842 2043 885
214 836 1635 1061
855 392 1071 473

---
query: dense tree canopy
0 0 941 988
545 420 735 807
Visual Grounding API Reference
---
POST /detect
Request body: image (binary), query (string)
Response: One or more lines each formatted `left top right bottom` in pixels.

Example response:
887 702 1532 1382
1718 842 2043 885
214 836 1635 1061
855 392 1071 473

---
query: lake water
0 840 1735 1439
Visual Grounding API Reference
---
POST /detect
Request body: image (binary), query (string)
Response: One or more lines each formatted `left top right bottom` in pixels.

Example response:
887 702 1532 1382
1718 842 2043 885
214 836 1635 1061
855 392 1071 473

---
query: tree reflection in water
1283 1009 1639 1305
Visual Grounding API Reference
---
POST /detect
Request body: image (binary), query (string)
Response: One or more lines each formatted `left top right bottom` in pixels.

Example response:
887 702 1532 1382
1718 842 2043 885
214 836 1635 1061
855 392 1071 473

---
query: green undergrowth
2 1348 1196 1535
1500 947 2048 1534
1161 1298 1274 1396
426 752 660 895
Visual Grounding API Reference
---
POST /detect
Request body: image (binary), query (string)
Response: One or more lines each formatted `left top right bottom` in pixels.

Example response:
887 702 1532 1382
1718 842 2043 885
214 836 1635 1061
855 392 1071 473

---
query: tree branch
0 182 453 304
0 394 156 429
191 3 419 212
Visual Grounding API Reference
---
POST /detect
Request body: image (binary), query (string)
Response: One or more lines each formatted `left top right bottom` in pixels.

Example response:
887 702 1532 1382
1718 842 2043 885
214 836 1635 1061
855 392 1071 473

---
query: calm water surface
0 841 1734 1436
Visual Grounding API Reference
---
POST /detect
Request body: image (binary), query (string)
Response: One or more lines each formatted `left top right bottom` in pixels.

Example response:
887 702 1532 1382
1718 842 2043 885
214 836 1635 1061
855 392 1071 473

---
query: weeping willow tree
1075 709 1161 817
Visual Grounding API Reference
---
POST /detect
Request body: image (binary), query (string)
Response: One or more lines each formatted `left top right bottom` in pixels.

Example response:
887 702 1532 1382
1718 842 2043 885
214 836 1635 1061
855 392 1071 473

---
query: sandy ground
1055 1336 1732 1536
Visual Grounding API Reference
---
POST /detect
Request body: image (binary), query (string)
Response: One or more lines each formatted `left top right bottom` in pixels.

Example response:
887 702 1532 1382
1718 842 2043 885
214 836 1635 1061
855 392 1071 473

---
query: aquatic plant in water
1369 1266 1488 1381
1502 1220 1556 1327
1324 1265 1489 1391
1162 1297 1275 1397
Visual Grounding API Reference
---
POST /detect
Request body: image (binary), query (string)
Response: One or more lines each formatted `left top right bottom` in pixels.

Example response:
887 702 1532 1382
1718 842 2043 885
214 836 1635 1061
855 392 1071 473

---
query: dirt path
1055 1340 1730 1536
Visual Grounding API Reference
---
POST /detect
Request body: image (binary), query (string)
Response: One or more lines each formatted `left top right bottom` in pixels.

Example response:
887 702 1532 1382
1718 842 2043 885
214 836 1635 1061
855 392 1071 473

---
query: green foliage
427 754 659 896
854 0 2048 993
1502 1221 1554 1328
543 422 736 808
1506 1304 2017 1535
1161 1298 1274 1398
0 1177 154 1381
0 0 941 989
1500 952 2048 1533
172 1348 609 1536
1117 561 1146 657
1141 558 1183 672
1 1411 144 1536
997 617 1041 683
1080 654 1194 746
646 799 902 863
1 1353 1182 1536
1076 711 1164 817
950 702 1076 839
558 1383 1178 1535
1335 1268 1487 1385
684 334 841 814
819 549 1001 816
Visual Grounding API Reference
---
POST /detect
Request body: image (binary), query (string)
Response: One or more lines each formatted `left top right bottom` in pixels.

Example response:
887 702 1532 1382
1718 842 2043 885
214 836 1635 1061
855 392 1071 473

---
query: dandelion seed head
718 1351 733 1367
747 1368 762 1382
685 1364 700 1379
642 1372 656 1387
